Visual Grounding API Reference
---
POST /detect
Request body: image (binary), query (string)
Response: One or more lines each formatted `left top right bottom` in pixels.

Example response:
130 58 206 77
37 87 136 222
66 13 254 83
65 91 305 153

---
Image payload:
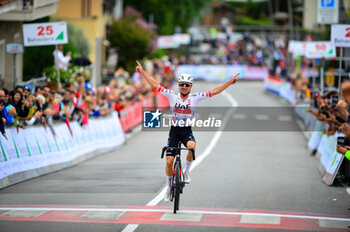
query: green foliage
235 16 271 26
125 0 206 35
295 27 330 41
226 1 272 26
44 65 79 85
65 23 90 57
23 21 90 81
227 1 269 19
23 45 56 81
107 17 155 73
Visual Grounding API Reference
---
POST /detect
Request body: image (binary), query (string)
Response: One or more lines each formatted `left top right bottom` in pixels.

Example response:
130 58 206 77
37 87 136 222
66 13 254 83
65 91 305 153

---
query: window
81 0 91 18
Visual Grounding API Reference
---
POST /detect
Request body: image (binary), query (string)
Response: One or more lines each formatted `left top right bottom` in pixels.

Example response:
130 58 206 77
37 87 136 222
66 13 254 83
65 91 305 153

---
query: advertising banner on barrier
307 122 324 150
267 77 346 186
0 112 125 180
264 76 282 95
176 65 268 81
316 132 344 185
119 95 168 132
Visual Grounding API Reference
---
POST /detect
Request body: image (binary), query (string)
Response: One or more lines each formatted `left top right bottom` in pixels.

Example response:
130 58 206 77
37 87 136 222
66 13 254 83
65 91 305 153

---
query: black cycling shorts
166 126 196 157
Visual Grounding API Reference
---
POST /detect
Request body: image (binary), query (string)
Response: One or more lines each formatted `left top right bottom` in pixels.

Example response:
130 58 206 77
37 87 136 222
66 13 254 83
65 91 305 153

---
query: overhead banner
317 0 339 24
22 22 68 47
176 65 268 81
331 24 350 47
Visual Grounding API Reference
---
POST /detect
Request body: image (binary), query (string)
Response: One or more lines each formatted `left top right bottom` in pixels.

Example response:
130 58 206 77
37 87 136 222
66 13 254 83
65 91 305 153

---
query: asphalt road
0 81 349 232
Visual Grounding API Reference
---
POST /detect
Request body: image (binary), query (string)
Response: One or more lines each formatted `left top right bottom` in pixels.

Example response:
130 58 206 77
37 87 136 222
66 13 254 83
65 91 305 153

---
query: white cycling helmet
178 73 194 84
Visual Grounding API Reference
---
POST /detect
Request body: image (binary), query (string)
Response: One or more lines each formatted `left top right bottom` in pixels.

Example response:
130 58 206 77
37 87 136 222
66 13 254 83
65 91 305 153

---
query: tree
125 0 206 35
107 8 156 73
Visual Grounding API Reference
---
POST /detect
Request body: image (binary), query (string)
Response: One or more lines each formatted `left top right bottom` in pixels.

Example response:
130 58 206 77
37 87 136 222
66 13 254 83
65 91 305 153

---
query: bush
44 65 79 85
107 8 156 73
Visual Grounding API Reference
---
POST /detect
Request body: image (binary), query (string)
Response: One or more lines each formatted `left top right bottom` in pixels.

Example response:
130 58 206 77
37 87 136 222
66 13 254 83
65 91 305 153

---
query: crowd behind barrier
264 75 350 186
175 29 288 82
197 27 287 71
0 57 175 185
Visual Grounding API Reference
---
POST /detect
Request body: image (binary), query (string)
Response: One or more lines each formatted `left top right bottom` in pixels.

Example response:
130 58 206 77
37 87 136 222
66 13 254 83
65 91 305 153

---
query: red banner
119 93 170 132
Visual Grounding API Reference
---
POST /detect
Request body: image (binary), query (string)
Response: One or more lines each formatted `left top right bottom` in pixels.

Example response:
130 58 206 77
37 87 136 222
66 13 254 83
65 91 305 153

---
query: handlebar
161 146 195 160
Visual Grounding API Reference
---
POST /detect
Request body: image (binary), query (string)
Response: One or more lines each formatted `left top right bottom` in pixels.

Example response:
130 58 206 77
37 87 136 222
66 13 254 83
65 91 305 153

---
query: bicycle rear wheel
173 162 181 214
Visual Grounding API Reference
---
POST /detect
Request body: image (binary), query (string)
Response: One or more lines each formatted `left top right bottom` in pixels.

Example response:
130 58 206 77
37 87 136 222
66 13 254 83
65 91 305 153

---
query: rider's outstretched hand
231 73 239 85
136 61 144 74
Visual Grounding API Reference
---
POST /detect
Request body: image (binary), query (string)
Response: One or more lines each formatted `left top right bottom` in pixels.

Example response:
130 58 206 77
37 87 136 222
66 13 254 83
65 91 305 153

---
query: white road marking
160 212 202 221
0 210 47 218
0 207 350 222
240 215 281 224
319 219 350 228
121 224 139 232
278 115 292 121
80 211 124 220
347 187 350 196
232 113 246 119
122 91 238 232
255 114 269 120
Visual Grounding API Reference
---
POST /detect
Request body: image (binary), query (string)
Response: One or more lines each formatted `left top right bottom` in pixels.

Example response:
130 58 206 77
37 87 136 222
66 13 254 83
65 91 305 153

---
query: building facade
0 0 59 89
51 0 108 87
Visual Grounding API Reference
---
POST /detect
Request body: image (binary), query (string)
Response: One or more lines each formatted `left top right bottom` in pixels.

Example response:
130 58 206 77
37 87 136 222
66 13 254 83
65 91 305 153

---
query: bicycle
161 142 195 214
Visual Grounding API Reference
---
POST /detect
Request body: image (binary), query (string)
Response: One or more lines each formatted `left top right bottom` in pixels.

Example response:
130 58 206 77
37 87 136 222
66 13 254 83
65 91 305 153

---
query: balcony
0 0 59 21
0 0 16 14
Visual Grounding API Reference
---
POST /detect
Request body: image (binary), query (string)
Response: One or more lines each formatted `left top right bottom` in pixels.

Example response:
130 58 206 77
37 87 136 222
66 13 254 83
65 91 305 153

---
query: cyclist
136 61 238 201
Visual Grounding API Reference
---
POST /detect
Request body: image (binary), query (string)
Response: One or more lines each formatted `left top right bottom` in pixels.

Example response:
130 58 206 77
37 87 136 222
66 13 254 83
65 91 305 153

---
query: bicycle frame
161 142 195 213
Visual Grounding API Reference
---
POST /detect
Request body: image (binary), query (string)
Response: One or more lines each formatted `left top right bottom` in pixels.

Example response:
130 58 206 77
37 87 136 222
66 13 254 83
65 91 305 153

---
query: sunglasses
179 83 192 88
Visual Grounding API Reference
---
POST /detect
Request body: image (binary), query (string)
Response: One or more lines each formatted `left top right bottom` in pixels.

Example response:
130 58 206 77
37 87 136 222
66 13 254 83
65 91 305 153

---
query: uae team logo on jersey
143 109 162 128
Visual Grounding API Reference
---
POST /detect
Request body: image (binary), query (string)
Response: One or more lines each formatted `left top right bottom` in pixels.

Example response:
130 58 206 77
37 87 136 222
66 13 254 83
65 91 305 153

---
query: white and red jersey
157 85 212 124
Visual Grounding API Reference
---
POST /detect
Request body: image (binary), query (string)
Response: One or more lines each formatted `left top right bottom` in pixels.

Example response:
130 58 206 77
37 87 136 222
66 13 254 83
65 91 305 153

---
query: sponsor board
23 22 68 46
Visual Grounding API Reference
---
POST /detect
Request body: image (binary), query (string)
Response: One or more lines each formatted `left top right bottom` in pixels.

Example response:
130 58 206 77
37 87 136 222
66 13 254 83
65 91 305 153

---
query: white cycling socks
166 161 192 189
166 176 172 190
184 161 192 173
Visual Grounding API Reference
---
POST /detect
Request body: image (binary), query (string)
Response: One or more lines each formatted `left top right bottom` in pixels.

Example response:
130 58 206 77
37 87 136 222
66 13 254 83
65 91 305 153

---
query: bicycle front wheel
173 162 181 214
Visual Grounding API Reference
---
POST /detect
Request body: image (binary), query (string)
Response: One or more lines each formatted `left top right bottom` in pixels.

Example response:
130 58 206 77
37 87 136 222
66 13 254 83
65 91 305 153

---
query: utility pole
268 0 274 37
288 0 294 40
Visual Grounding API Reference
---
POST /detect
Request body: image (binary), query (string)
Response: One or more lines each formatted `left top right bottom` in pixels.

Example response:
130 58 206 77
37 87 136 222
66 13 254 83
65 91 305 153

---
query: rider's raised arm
136 60 160 89
211 73 239 96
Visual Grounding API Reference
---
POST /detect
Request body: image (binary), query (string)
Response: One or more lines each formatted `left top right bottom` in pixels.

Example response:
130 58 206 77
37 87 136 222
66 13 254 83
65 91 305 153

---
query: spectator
0 89 5 102
34 86 42 97
53 45 71 71
0 100 7 140
9 90 28 119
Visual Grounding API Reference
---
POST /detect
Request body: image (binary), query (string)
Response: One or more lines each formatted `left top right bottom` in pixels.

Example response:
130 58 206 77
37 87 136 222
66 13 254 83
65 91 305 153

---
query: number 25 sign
331 24 350 47
22 22 68 47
